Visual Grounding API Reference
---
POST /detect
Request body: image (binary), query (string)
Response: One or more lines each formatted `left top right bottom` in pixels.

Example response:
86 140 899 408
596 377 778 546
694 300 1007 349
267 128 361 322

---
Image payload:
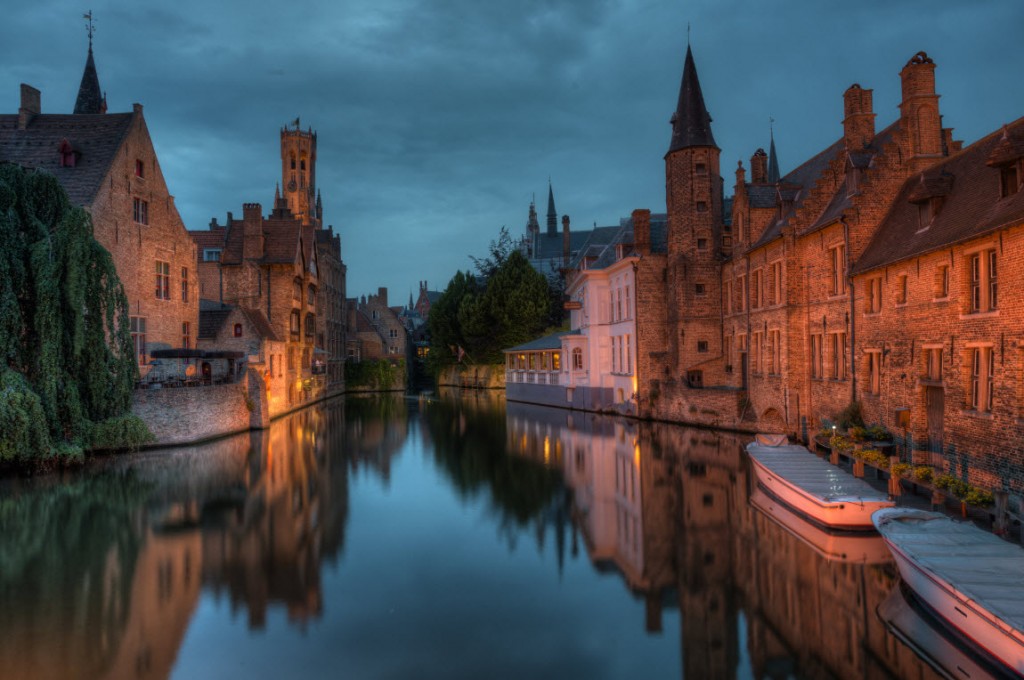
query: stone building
518 182 591 279
0 39 198 369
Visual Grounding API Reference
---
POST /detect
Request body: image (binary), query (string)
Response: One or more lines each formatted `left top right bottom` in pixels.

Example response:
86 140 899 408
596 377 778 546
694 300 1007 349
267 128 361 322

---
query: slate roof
0 112 134 205
853 117 1024 275
198 302 232 339
505 330 579 353
239 307 281 342
668 46 717 152
532 230 592 260
191 226 226 251
567 225 622 270
747 185 777 209
74 46 104 115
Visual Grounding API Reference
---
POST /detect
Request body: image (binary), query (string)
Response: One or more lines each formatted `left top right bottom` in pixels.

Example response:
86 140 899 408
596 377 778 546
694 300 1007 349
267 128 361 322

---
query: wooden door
925 386 944 456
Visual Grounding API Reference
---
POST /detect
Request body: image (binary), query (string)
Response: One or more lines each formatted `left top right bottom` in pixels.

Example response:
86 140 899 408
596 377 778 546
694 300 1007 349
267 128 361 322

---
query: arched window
290 155 296 170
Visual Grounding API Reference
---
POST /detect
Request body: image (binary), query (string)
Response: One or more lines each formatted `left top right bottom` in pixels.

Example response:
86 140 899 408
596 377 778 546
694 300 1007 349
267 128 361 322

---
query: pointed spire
767 125 781 184
546 180 557 236
274 183 281 204
667 45 716 153
74 43 104 114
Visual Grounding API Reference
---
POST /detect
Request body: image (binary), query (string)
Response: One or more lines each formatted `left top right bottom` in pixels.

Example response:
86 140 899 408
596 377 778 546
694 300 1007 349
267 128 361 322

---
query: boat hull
874 508 1024 676
748 453 893 530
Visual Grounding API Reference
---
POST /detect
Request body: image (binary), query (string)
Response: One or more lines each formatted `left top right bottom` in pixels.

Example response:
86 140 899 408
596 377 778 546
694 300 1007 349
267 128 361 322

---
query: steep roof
198 302 232 339
239 307 281 342
74 46 104 115
667 45 717 153
854 116 1024 275
0 112 134 205
767 132 781 184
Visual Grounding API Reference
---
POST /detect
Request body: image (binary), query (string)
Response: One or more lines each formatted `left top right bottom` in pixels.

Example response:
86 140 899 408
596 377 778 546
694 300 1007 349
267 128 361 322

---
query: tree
0 164 147 463
427 269 480 368
469 226 515 280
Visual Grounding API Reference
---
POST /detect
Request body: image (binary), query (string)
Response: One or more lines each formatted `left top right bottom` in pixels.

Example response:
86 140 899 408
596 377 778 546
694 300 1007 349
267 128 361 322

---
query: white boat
873 508 1024 676
749 486 891 564
878 584 1017 680
746 438 894 530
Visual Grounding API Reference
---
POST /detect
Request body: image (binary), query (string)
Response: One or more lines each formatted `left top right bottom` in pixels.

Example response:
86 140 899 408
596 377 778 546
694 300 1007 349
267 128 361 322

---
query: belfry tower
281 120 318 227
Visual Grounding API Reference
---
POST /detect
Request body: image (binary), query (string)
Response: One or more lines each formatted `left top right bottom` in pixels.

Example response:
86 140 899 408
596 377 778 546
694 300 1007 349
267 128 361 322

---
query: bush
859 449 889 469
934 473 957 491
891 462 912 478
834 401 864 430
963 488 995 507
848 426 867 442
89 415 154 451
913 466 934 483
830 435 853 454
0 370 52 462
866 424 892 441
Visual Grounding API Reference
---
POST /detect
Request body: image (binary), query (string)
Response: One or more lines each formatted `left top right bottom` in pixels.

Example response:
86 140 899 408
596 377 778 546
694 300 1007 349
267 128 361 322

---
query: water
0 391 973 679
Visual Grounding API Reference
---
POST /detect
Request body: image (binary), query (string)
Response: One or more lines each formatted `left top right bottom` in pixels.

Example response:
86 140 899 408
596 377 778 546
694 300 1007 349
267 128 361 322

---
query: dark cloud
3 0 1023 298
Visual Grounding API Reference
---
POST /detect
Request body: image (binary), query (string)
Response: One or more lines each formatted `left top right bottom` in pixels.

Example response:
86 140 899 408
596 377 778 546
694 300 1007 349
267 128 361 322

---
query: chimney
632 209 651 255
750 149 768 184
562 215 571 266
378 287 387 307
18 84 40 130
242 203 264 260
899 52 943 159
843 84 876 151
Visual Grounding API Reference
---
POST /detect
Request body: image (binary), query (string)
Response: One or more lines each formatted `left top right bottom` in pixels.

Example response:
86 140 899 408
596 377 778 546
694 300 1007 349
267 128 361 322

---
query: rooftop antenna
83 10 95 47
687 22 690 46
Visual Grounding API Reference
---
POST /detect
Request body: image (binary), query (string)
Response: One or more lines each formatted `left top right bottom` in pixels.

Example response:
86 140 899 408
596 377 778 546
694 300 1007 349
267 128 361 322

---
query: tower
280 120 318 226
665 44 723 378
74 13 105 115
546 181 557 236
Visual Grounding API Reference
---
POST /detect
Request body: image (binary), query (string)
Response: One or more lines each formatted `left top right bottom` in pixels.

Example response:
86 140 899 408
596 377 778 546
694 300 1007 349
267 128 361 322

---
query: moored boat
746 438 894 530
873 507 1024 676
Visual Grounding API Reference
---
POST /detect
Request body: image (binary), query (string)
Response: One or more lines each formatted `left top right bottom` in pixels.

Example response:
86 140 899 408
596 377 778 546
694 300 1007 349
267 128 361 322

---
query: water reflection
0 392 986 679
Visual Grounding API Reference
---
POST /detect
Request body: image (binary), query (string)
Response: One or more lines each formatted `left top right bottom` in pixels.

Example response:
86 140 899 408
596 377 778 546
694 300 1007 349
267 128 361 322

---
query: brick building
628 45 1022 508
0 39 198 369
345 288 409 364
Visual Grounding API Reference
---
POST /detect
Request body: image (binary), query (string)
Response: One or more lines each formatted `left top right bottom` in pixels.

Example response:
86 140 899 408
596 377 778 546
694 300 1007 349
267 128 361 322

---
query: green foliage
913 465 934 483
88 415 155 451
0 164 137 462
934 473 957 491
0 369 51 461
866 424 892 441
833 401 865 430
345 359 404 390
848 425 867 442
963 488 995 507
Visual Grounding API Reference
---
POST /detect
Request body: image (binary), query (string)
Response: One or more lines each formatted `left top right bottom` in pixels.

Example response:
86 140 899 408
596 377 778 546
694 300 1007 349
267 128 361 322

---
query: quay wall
437 364 504 389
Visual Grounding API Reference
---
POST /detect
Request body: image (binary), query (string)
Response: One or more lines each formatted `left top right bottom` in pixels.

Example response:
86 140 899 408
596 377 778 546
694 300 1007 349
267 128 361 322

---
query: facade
0 43 198 371
345 288 409 363
518 182 591 279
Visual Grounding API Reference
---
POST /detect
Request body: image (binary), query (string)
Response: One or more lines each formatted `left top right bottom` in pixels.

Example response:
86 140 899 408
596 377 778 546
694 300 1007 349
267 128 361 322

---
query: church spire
767 126 781 183
74 12 105 115
667 45 716 153
546 180 557 236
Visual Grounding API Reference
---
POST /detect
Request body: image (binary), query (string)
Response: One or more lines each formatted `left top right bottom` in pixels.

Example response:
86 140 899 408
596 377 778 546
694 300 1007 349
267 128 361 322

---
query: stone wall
133 381 253 446
437 364 505 389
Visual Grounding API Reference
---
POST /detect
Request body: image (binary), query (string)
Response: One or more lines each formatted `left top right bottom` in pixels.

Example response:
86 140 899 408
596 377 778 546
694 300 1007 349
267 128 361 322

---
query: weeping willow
0 163 141 462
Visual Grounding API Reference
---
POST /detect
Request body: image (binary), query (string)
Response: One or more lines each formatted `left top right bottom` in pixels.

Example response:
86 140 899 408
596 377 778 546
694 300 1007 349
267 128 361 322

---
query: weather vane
83 10 95 46
687 22 691 45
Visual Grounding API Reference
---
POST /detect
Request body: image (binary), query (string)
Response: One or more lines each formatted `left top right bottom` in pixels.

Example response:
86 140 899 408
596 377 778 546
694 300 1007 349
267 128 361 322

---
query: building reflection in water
0 395 409 680
504 400 950 680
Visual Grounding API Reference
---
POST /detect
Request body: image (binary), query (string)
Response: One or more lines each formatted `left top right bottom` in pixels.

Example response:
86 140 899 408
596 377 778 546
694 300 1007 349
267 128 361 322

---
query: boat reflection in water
748 487 891 565
503 397 953 680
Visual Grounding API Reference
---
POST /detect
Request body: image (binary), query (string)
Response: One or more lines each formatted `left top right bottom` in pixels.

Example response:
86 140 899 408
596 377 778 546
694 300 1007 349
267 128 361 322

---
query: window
935 265 949 299
737 275 747 312
155 261 170 299
751 270 762 309
697 238 708 250
969 249 997 313
625 286 631 319
917 199 941 230
769 261 783 305
865 277 882 313
572 347 583 371
736 214 745 242
768 329 781 375
307 285 316 306
182 321 191 349
724 280 733 315
389 328 398 339
203 249 221 262
751 332 762 374
810 334 823 379
290 310 300 337
697 340 709 353
625 334 632 373
866 349 881 395
233 323 243 337
135 159 144 178
829 244 846 296
695 283 706 296
695 163 707 175
133 198 149 225
130 317 146 364
724 335 733 372
687 370 704 388
288 349 296 370
968 346 995 412
616 289 622 320
924 346 943 381
552 352 561 371
896 274 908 306
181 267 189 302
696 201 708 213
293 280 302 301
830 332 848 379
305 313 315 337
1001 165 1019 198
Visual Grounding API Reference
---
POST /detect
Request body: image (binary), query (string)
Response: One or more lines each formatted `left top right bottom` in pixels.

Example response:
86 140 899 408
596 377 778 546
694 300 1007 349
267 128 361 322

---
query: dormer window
917 197 943 230
135 159 144 178
58 139 76 168
1001 164 1019 198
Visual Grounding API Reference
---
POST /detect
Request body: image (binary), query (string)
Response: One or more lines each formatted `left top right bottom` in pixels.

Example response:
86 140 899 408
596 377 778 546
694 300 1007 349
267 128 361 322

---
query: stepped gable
0 113 133 205
853 116 1024 275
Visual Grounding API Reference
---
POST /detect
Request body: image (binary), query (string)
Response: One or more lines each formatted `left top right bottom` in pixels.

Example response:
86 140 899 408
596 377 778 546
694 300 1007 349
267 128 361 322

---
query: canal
0 391 989 679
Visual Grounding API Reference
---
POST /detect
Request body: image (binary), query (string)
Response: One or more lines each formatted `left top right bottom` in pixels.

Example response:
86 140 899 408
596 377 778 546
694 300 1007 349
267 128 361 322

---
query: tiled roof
0 112 134 205
668 46 717 152
239 307 281 342
190 226 226 250
747 185 776 209
533 230 593 260
854 116 1024 275
199 306 232 339
505 330 579 353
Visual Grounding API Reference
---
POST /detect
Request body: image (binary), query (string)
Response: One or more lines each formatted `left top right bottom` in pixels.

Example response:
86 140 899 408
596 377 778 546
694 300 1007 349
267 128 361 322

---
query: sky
2 0 1023 302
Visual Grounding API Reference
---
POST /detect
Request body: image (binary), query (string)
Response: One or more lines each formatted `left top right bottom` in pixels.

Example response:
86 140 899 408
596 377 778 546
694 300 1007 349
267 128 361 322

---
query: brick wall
133 382 252 446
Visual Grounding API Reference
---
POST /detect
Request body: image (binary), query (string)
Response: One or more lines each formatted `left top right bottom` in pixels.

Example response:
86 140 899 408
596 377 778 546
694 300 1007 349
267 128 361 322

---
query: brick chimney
377 287 387 307
18 84 40 130
899 51 943 159
750 149 768 184
562 215 571 266
632 209 651 255
843 84 876 151
242 203 264 260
